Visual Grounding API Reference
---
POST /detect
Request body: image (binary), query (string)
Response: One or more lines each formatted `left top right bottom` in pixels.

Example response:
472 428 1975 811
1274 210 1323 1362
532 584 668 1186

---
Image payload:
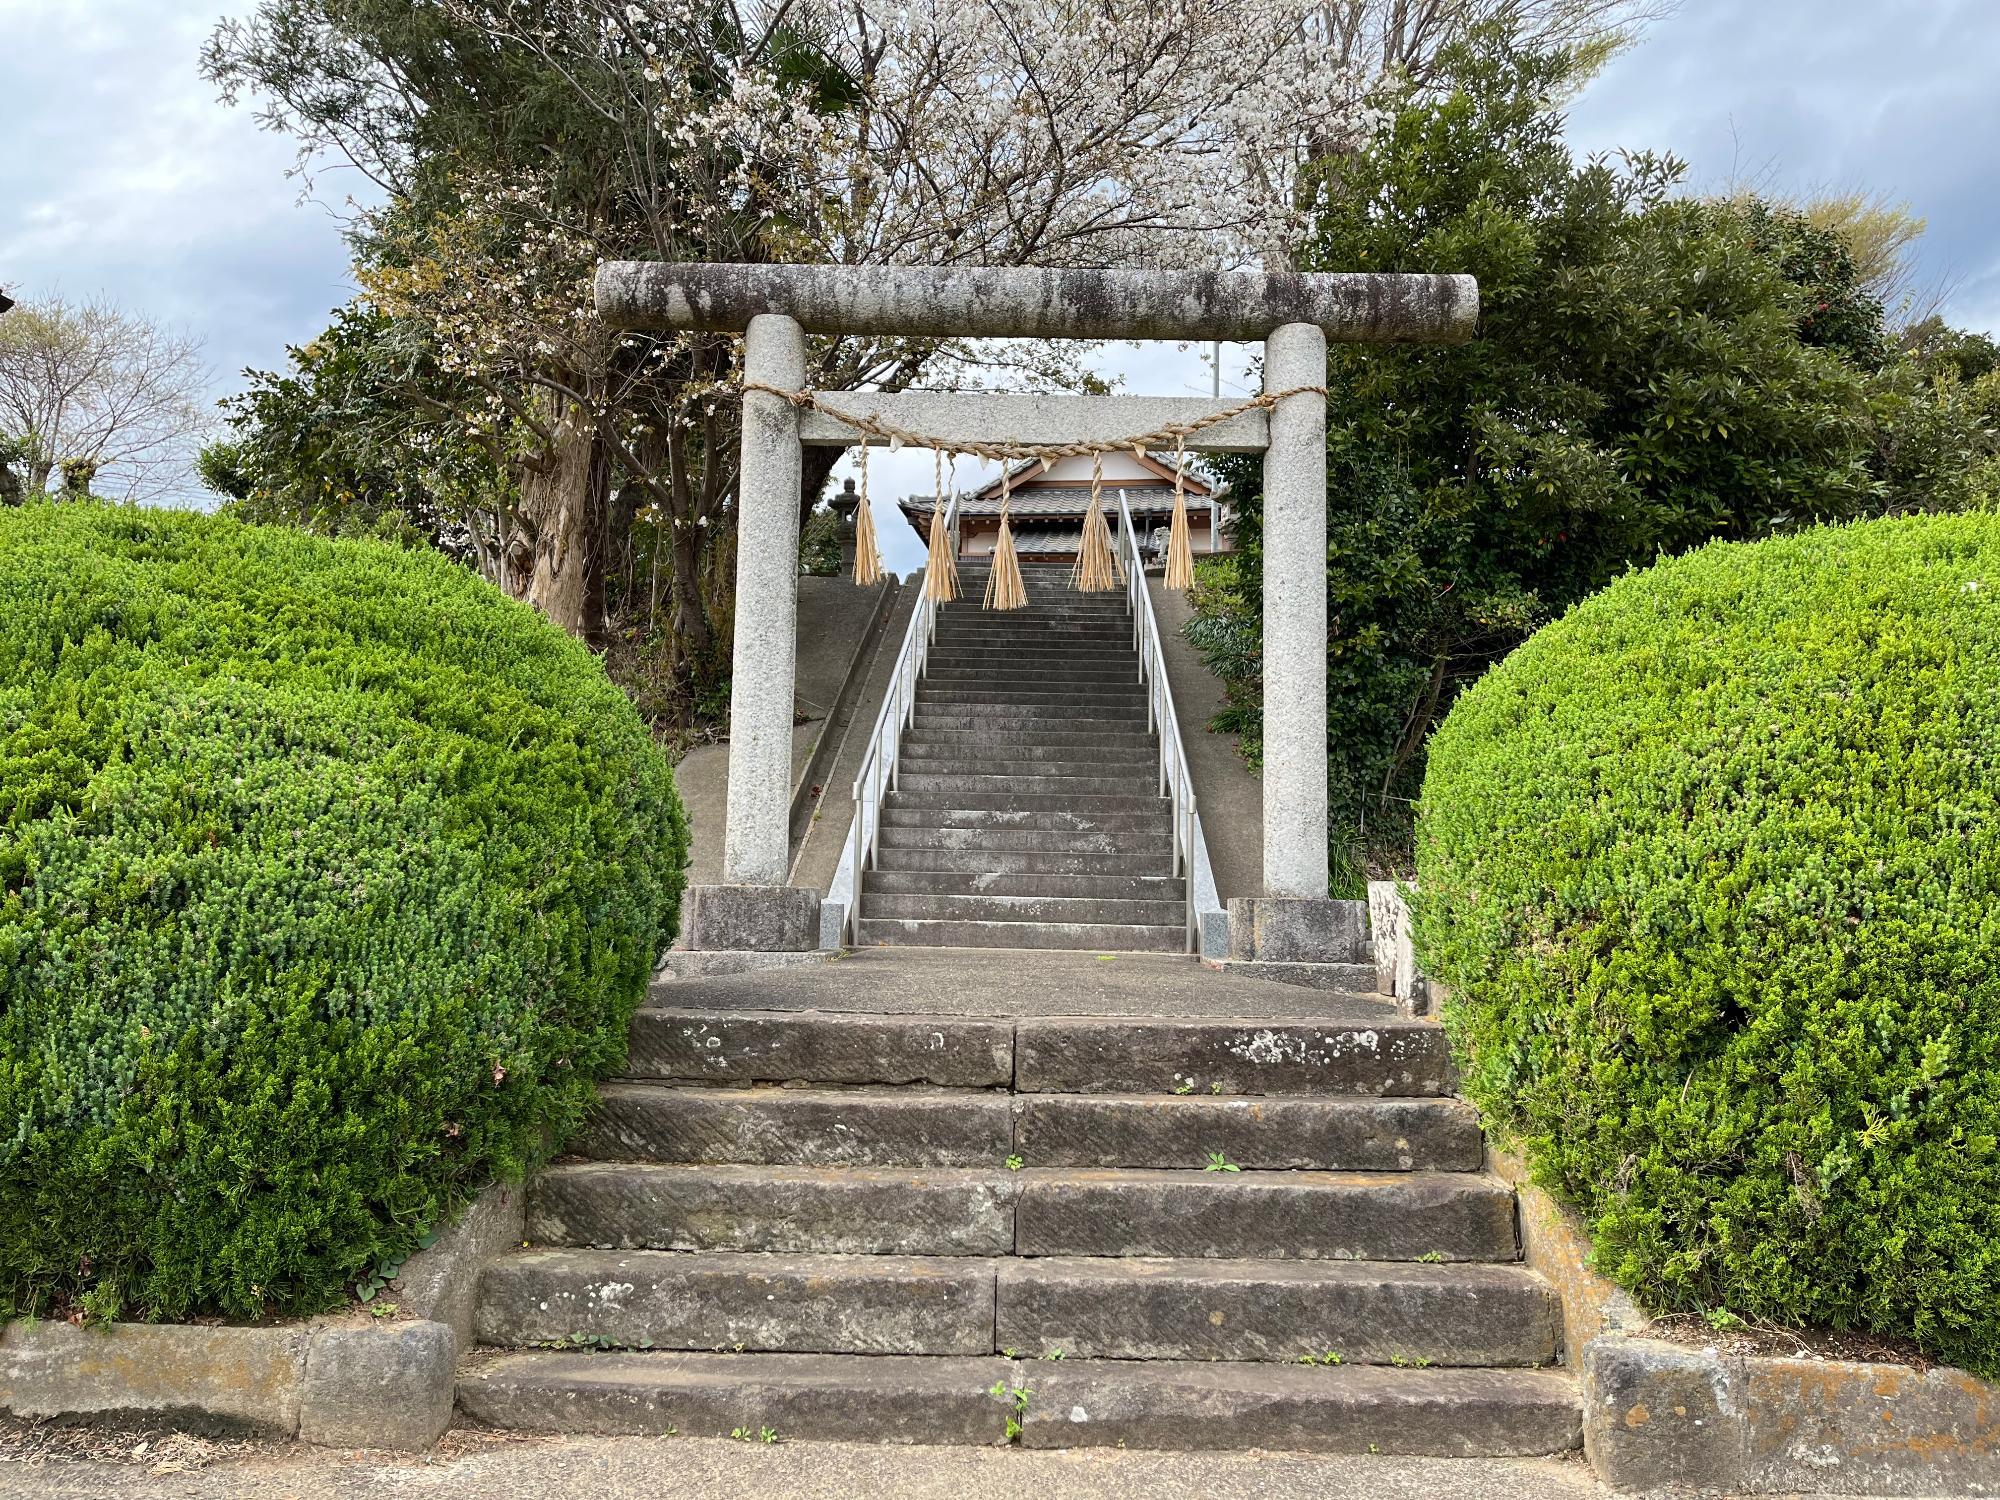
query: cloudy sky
4 0 1996 570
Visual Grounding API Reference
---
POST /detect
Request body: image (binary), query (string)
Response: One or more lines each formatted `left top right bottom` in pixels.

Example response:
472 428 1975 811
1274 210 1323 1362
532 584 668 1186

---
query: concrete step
573 1084 1471 1172
877 806 1170 833
872 825 1172 856
899 741 1158 764
909 713 1151 735
1010 1169 1519 1261
872 845 1169 876
888 789 1167 813
1015 1015 1455 1096
994 1257 1561 1365
916 688 1147 708
927 645 1135 662
862 870 1186 901
860 892 1188 926
574 1083 1015 1167
475 1250 994 1355
899 730 1159 754
924 668 1144 688
891 759 1164 787
625 1007 1014 1087
895 774 1160 799
457 1352 1582 1454
854 916 1187 953
528 1162 1015 1255
1013 1093 1485 1171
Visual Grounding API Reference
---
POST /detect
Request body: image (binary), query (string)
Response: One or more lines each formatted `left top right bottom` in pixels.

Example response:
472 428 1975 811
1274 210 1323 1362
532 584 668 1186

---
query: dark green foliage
1191 36 1989 881
0 502 687 1321
200 303 506 552
1414 514 2000 1376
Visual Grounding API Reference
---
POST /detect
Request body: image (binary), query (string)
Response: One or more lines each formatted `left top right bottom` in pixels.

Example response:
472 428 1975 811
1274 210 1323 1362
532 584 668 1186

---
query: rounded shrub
0 502 687 1322
1415 513 2000 1376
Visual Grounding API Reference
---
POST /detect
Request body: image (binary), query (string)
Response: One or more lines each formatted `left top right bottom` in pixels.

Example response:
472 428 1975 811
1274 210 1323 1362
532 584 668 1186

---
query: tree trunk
513 399 610 645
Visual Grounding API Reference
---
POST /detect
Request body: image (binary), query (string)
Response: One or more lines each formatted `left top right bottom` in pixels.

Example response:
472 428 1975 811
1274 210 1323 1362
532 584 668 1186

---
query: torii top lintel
595 262 1477 344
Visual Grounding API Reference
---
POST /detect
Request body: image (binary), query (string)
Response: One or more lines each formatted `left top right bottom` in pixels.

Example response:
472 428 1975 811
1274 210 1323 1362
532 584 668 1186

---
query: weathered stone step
888 788 1166 812
994 1258 1561 1365
860 892 1188 926
529 1163 1016 1255
871 824 1171 855
1018 1361 1580 1454
457 1351 1014 1444
871 845 1167 875
475 1250 994 1355
531 1163 1512 1263
900 744 1158 769
862 869 1185 900
877 806 1170 833
576 1083 1015 1167
457 1352 1581 1454
1012 1169 1518 1261
626 1007 1013 1086
1013 1093 1484 1171
855 917 1186 953
574 1084 1470 1171
1015 1015 1454 1096
895 774 1160 799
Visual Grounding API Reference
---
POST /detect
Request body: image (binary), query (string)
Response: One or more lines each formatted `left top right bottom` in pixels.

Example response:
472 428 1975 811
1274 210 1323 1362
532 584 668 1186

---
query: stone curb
1494 1150 2000 1494
0 1182 520 1451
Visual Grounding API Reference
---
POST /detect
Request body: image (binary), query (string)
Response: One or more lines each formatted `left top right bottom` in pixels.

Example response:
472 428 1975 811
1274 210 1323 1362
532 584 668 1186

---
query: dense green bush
0 502 686 1322
1414 514 2000 1375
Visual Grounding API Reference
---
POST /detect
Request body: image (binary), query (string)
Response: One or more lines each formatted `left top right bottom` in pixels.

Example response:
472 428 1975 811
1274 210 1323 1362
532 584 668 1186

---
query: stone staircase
854 560 1187 953
456 954 1582 1454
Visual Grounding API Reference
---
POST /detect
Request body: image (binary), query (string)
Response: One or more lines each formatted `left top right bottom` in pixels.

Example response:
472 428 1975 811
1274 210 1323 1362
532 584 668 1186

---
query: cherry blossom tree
208 0 1658 681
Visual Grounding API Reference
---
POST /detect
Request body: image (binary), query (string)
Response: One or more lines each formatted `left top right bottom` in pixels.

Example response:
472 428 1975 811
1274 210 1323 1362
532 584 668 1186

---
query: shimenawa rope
742 381 1327 603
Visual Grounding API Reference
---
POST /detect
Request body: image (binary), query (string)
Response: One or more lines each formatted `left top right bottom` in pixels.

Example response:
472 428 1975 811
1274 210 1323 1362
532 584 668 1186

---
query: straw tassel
984 465 1028 610
924 448 959 604
1164 435 1195 591
851 442 884 587
1071 452 1119 592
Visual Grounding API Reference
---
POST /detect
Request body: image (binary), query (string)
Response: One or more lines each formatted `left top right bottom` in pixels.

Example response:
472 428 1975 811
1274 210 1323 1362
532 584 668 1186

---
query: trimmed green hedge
0 502 687 1322
1415 514 2000 1376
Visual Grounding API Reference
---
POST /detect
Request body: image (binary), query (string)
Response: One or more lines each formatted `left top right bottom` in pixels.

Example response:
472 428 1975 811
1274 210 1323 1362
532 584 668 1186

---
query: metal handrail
1114 489 1211 954
836 492 961 941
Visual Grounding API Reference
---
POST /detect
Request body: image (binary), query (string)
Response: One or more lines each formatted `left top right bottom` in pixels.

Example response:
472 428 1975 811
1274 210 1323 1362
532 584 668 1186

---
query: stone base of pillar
680 884 823 953
1226 897 1368 965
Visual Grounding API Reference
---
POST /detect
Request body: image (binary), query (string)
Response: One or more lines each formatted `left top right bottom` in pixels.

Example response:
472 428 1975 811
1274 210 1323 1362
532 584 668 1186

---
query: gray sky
3 0 1996 571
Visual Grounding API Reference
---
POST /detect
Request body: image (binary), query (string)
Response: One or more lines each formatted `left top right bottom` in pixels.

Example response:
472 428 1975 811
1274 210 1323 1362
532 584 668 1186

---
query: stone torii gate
596 263 1476 955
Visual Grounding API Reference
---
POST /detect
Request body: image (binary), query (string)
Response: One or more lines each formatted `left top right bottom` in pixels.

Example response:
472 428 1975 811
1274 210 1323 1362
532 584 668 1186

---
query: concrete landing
0 1429 1612 1500
648 945 1397 1020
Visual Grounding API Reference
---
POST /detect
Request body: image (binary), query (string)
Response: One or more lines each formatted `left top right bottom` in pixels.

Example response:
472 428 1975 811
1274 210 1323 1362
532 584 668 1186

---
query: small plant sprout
731 1425 780 1444
1171 1077 1195 1096
1705 1308 1747 1332
1005 1155 1025 1171
1209 1081 1224 1094
990 1380 1031 1442
1203 1150 1241 1173
368 1301 399 1319
1042 1348 1065 1361
1416 1250 1444 1263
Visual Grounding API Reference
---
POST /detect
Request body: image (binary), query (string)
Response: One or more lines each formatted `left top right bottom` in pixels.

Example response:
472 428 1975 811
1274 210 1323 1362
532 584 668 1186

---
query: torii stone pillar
597 263 1476 954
